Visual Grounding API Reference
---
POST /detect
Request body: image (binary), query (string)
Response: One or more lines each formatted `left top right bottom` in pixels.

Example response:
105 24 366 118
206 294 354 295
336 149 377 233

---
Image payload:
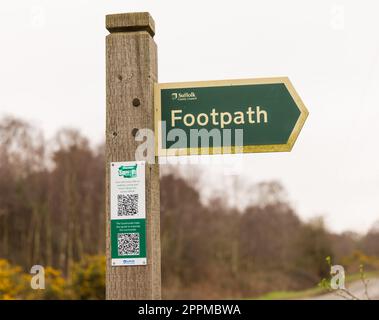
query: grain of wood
105 12 161 300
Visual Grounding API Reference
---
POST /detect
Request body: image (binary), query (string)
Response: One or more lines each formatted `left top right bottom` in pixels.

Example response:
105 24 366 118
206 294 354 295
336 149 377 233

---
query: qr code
118 233 140 256
117 194 138 216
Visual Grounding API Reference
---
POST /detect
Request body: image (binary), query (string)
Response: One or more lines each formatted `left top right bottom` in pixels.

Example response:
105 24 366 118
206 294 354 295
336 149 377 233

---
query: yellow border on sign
154 77 309 157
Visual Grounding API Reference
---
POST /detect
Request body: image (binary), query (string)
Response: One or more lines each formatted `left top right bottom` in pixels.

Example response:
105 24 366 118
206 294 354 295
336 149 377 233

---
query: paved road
308 277 379 300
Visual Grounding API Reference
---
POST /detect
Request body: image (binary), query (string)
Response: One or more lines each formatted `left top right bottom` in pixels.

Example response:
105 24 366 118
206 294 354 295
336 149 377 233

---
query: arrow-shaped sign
154 77 308 156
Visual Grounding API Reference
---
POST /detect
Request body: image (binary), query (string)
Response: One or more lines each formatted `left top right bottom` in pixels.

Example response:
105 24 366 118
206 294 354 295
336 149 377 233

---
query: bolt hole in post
133 98 141 107
112 131 117 137
117 74 123 81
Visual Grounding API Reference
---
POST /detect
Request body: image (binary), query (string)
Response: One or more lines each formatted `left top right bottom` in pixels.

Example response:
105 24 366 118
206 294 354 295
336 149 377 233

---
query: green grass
251 271 379 300
254 286 325 300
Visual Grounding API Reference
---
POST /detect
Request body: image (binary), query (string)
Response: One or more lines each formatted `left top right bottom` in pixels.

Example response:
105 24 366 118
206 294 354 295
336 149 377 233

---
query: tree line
0 116 378 299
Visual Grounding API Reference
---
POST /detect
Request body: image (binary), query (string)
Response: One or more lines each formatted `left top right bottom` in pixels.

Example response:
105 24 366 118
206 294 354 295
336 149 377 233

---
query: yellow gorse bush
25 266 71 300
341 251 379 271
0 255 105 300
71 255 105 300
0 259 29 300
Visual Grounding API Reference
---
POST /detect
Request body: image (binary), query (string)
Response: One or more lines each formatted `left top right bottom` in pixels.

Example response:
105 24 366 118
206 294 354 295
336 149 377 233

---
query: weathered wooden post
105 12 161 299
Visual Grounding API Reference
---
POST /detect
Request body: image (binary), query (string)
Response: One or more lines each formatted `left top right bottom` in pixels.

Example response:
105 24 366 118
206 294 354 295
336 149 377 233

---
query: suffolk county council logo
171 92 197 101
118 165 137 178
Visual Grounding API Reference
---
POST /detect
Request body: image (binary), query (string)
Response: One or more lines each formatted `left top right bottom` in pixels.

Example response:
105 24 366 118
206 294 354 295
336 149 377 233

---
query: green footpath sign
154 77 308 155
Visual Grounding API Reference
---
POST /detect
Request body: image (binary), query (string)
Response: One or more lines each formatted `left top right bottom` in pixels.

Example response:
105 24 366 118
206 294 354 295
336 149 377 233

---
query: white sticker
110 161 147 266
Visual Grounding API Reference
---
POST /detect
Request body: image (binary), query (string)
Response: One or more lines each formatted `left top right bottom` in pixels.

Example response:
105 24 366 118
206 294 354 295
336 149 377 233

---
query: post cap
106 12 155 37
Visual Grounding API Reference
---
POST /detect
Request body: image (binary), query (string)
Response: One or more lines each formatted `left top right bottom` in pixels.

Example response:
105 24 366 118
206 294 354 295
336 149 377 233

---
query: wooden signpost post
105 12 161 300
105 12 308 300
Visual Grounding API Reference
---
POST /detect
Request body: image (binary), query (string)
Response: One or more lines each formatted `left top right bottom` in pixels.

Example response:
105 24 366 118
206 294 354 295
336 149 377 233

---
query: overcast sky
1 0 379 233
